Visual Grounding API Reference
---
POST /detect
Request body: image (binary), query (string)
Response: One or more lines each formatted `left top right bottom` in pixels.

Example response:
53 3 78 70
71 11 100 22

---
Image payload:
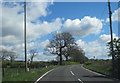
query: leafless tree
0 49 18 62
0 49 8 61
7 51 17 62
29 49 38 63
45 32 75 65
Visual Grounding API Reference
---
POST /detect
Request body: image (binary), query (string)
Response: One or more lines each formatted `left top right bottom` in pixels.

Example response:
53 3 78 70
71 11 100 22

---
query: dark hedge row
2 61 58 68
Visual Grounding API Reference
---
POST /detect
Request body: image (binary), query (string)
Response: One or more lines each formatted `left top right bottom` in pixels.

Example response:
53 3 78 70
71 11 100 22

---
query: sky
0 1 119 61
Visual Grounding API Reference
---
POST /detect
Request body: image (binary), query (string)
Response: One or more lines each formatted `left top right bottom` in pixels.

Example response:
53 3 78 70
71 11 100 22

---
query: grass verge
2 61 79 82
83 60 112 76
2 65 60 82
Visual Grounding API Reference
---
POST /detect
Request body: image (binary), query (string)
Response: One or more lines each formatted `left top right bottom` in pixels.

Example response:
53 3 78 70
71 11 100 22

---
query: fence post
2 68 5 77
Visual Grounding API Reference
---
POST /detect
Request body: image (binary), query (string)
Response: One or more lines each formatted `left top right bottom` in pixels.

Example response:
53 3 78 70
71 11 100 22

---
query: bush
84 61 92 65
30 62 49 68
10 62 25 68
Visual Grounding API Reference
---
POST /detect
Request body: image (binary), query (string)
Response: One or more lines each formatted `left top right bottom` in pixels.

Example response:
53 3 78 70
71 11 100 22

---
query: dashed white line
78 78 84 83
35 69 54 83
70 71 74 75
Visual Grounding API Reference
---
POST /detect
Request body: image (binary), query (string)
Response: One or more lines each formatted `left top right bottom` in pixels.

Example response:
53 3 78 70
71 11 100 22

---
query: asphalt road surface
36 64 120 83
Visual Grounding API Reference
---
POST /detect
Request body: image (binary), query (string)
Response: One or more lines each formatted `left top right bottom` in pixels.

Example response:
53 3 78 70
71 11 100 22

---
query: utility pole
24 0 28 72
108 0 114 76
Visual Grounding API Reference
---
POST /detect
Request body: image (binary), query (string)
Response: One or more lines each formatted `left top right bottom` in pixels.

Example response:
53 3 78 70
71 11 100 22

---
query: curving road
36 64 119 83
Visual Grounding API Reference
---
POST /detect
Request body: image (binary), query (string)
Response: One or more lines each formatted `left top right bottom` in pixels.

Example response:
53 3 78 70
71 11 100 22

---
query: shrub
84 61 92 65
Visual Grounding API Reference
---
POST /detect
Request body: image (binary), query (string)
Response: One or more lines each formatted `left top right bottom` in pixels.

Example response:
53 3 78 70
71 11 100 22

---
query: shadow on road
82 75 108 78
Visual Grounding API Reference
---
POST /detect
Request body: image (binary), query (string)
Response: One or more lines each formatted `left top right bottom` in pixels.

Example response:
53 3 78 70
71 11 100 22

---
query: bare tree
0 49 8 61
7 51 17 62
0 49 17 62
29 49 38 63
45 32 75 65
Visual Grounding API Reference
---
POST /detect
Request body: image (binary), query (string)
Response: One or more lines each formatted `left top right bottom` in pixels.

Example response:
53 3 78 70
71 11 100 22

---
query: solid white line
35 69 54 83
70 71 74 75
81 65 105 76
78 78 84 83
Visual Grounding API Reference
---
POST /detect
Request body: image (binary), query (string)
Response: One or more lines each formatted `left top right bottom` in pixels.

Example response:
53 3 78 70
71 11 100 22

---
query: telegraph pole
24 0 28 72
108 0 114 76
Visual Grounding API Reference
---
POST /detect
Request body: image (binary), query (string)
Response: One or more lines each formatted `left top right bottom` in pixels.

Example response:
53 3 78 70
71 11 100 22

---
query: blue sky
42 2 118 41
0 1 119 61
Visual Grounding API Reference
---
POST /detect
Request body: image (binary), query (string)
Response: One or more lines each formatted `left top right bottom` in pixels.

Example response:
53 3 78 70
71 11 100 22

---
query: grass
2 61 80 82
2 65 60 82
83 60 112 76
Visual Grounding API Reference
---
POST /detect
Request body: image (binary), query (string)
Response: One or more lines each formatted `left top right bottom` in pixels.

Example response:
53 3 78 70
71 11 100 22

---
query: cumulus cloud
27 2 49 21
98 33 117 43
1 2 59 61
2 2 62 44
26 18 62 42
76 33 118 59
76 39 86 50
33 52 57 61
2 3 24 44
106 8 120 22
76 40 108 59
62 16 103 37
112 8 120 22
27 39 50 50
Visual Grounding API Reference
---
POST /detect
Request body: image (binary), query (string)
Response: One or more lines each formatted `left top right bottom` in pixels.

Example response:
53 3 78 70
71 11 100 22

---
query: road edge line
34 69 54 83
81 64 105 76
81 64 120 82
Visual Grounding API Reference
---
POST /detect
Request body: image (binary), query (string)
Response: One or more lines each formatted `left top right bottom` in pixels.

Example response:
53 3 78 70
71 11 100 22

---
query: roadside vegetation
83 38 120 79
83 59 112 76
2 61 80 82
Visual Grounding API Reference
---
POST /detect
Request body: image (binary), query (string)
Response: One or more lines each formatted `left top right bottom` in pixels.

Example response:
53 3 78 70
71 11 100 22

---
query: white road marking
78 78 84 83
81 65 105 76
70 71 74 75
34 69 54 83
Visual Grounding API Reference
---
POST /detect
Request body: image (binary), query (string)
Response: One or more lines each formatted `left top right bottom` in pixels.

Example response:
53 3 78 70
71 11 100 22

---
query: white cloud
2 35 22 44
2 2 62 44
76 39 86 50
27 2 49 21
39 40 50 49
1 39 51 61
106 8 120 22
27 39 50 50
106 18 109 23
26 18 62 42
0 45 13 52
112 8 120 22
98 33 117 43
76 33 118 59
63 16 103 37
2 3 24 44
76 40 108 59
33 52 57 61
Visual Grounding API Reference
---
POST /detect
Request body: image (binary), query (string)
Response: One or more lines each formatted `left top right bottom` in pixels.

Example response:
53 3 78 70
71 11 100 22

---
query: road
36 64 119 83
